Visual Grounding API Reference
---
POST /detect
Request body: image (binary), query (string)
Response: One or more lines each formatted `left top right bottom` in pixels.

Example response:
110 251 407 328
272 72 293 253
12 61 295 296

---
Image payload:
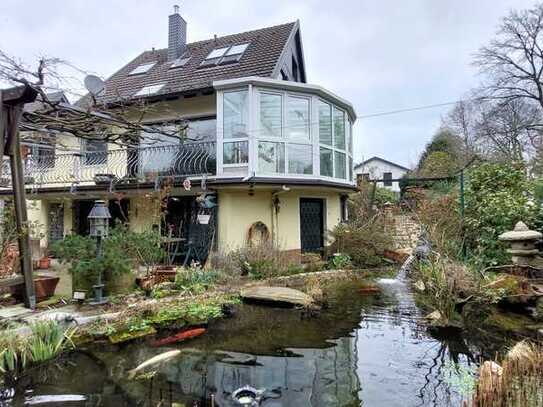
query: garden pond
0 273 518 406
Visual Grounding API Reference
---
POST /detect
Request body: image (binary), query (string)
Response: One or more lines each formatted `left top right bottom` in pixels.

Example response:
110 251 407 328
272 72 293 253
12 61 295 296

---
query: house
0 7 357 263
354 156 410 192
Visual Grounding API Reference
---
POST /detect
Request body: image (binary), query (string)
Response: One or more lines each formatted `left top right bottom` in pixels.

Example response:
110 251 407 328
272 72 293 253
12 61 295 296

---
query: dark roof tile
97 22 296 104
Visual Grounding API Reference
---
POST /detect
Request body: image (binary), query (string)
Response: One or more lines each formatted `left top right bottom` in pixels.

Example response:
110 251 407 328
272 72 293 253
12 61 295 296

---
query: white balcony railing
0 142 216 189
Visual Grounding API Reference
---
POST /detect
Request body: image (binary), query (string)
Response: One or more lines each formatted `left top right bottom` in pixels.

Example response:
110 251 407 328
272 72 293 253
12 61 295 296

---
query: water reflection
0 276 513 407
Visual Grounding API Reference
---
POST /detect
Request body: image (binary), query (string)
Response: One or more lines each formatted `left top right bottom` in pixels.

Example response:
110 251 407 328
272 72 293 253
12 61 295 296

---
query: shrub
230 242 291 279
413 254 479 324
331 217 392 268
174 263 221 293
52 226 165 292
464 163 537 267
328 253 352 269
417 193 463 259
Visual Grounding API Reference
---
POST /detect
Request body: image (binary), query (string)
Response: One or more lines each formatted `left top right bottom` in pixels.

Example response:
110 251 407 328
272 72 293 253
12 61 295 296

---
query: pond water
1 273 514 407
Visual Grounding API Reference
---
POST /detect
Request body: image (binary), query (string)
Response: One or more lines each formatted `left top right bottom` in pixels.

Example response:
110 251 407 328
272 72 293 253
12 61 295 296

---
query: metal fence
0 142 216 188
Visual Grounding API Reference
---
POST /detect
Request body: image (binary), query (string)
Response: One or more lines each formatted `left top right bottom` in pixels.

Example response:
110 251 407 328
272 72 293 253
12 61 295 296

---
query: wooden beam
1 85 38 105
2 98 36 309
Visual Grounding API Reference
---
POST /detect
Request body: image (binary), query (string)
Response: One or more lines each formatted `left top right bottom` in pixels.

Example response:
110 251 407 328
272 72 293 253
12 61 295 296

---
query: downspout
271 185 290 246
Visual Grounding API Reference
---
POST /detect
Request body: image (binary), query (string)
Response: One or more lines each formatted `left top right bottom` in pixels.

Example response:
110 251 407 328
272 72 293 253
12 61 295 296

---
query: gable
355 156 410 172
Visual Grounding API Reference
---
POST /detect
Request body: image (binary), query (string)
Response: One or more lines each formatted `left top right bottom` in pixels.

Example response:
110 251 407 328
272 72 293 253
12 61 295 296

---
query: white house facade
354 156 410 192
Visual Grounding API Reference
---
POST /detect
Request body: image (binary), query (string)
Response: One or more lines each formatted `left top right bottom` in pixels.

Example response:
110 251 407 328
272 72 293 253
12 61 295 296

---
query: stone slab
240 286 313 307
0 304 32 319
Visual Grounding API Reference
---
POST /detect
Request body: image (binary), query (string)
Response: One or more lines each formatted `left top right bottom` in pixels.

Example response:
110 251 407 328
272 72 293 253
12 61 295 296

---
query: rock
240 286 314 307
425 310 442 321
414 280 425 291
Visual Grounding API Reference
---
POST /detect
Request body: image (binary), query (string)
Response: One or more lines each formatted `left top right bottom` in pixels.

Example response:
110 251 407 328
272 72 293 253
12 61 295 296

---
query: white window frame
254 89 312 177
216 84 354 184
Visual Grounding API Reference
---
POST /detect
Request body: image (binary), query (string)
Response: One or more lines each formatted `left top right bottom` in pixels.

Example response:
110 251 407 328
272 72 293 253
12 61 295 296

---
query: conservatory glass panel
320 147 333 177
258 141 285 173
288 144 312 174
318 101 332 146
286 96 310 139
223 90 248 139
334 107 345 150
223 141 248 164
334 151 346 179
259 93 282 138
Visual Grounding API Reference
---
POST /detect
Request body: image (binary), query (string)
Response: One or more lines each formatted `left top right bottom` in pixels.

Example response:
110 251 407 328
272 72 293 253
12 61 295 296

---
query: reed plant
0 321 75 374
473 341 543 407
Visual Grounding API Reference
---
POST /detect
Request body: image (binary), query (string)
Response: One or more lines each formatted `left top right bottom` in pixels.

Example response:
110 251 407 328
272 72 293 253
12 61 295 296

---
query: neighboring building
354 156 410 192
0 8 357 263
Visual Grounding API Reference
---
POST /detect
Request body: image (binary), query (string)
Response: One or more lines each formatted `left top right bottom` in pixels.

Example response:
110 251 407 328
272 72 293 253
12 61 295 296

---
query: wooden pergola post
0 85 38 309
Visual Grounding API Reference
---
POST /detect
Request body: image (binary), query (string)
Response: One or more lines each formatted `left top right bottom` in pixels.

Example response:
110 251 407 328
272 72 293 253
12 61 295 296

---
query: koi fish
127 350 181 379
151 327 206 347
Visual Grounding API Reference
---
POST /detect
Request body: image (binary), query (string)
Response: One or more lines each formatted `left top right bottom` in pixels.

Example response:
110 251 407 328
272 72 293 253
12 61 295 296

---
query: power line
357 97 487 119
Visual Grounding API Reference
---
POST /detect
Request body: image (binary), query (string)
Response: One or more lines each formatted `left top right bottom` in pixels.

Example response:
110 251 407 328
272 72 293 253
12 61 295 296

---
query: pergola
0 83 189 309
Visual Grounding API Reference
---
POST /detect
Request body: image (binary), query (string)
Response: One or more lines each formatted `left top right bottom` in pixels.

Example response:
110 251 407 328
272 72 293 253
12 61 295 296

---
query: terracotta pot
38 257 51 270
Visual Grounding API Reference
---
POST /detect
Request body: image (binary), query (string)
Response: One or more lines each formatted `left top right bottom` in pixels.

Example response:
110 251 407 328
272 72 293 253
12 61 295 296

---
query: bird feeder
498 221 542 266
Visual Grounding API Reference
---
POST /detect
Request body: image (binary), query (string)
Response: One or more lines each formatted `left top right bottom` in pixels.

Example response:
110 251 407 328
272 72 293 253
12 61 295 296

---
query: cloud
0 0 535 165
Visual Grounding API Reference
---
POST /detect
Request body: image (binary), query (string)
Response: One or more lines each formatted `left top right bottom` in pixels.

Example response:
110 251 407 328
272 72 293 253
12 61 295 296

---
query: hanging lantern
88 200 111 237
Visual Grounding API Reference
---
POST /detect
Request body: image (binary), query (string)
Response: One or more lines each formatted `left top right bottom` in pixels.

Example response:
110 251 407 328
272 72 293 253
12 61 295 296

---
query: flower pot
38 257 51 270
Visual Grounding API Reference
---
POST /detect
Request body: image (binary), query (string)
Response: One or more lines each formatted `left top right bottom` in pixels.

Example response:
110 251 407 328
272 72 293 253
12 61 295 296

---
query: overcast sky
0 0 537 167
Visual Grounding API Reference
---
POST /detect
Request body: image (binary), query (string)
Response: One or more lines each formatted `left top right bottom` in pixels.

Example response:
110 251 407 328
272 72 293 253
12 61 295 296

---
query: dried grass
472 341 543 407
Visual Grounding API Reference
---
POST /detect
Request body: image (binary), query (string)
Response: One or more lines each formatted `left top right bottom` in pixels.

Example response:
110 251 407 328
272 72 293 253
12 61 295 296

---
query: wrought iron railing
0 142 216 188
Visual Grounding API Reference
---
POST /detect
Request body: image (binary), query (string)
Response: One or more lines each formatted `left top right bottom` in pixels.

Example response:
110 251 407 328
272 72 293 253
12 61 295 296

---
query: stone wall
383 206 421 251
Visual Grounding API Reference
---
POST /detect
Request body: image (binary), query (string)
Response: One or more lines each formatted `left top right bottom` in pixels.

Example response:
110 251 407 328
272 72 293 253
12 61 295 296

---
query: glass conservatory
214 77 356 185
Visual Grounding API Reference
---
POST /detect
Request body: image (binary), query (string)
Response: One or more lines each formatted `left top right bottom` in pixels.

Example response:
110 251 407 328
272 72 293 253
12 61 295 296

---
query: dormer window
170 56 191 69
200 43 250 67
133 83 166 97
128 62 156 75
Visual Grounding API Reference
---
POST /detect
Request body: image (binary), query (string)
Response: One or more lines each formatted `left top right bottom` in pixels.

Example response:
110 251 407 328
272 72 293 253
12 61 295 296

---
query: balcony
0 142 216 189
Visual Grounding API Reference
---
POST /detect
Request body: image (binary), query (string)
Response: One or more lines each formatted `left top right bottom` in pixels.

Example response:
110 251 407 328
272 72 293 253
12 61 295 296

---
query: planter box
10 275 60 303
155 268 177 283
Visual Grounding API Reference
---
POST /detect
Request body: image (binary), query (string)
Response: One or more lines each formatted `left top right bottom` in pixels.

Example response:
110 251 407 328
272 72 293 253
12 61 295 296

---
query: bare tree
0 50 191 147
442 98 479 161
474 3 543 111
474 99 542 162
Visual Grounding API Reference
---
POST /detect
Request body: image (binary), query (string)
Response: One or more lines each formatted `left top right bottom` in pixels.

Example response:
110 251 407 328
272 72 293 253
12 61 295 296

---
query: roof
96 22 299 105
354 156 411 171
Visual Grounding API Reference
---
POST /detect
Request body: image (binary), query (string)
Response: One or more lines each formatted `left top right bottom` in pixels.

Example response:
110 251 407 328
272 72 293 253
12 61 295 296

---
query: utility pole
1 85 38 309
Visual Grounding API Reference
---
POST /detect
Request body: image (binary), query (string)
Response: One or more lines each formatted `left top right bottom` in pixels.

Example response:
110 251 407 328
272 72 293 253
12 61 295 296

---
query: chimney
168 5 187 61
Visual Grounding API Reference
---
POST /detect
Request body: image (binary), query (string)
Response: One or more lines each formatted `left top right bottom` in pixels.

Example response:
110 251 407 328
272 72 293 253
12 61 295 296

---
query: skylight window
200 43 250 67
128 62 156 75
170 56 191 69
206 47 229 60
133 83 166 97
225 43 249 56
